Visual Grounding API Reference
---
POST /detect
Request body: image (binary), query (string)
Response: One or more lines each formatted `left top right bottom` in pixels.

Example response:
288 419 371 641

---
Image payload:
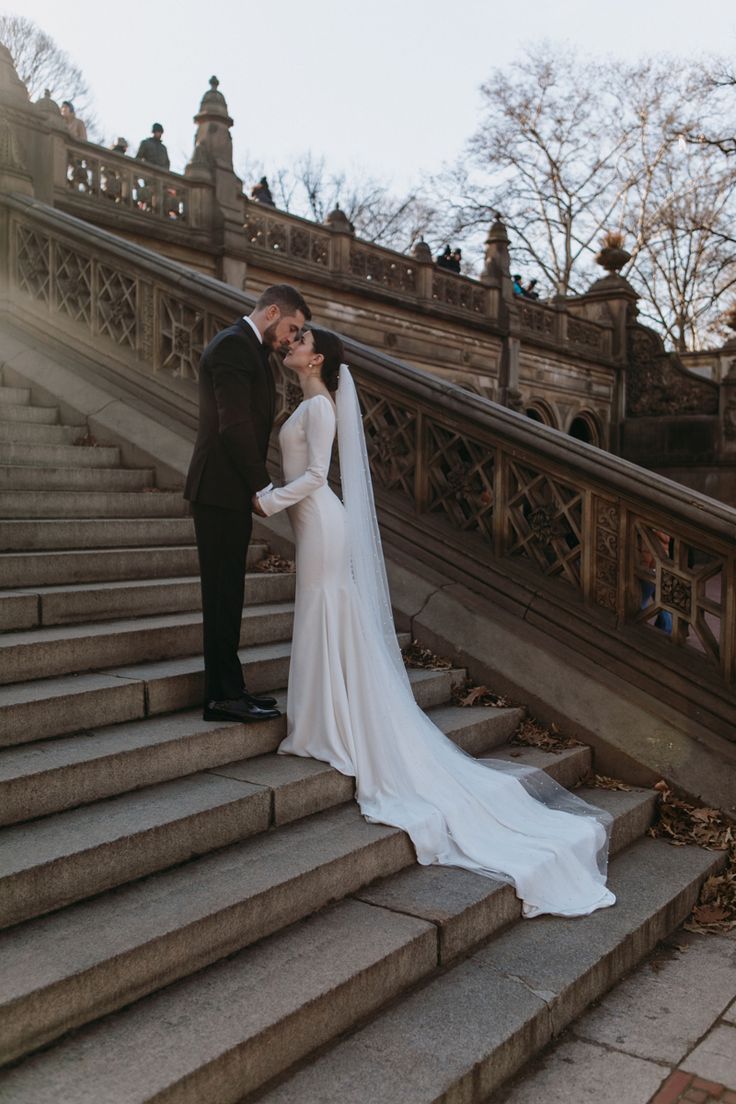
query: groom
184 284 311 722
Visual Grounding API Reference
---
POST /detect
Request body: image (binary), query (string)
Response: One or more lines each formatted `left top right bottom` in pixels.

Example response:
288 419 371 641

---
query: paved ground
489 924 736 1103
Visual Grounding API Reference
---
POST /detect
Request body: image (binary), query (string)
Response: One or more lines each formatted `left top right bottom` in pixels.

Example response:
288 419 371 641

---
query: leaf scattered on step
587 774 632 791
401 641 452 670
511 718 583 754
650 779 736 934
254 553 295 574
451 677 513 709
73 432 99 447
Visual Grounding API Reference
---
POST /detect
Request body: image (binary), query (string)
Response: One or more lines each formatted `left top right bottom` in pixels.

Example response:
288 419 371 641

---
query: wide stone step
0 603 295 684
0 516 194 551
0 571 295 631
258 839 723 1104
0 421 85 444
0 402 58 424
1 823 714 1104
0 441 120 468
0 759 622 1067
0 699 517 928
0 646 459 749
0 638 292 748
0 464 155 491
0 541 262 588
0 688 498 825
0 385 31 405
0 490 189 519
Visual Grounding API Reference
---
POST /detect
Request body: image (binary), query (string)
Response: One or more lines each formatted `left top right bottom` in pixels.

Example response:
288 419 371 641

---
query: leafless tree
432 45 736 348
241 152 436 252
0 14 99 137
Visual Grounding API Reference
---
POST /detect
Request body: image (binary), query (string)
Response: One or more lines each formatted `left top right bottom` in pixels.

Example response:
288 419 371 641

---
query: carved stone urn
594 241 631 274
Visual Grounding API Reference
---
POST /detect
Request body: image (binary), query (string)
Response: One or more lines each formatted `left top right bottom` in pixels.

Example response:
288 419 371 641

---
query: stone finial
0 43 30 106
33 88 66 130
482 212 511 285
324 204 354 233
185 139 214 181
412 238 432 262
189 74 235 174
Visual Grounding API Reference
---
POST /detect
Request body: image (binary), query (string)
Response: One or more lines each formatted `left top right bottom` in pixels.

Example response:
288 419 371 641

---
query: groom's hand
251 493 267 517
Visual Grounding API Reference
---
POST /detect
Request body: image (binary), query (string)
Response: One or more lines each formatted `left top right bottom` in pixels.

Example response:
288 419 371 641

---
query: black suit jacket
184 319 276 511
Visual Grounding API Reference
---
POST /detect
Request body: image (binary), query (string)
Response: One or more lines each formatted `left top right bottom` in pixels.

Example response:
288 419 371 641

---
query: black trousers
191 502 252 704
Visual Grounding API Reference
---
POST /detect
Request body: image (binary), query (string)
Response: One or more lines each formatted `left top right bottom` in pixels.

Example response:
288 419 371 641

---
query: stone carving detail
54 245 92 324
568 316 604 353
159 295 203 379
660 570 692 615
360 389 417 498
96 265 137 349
243 213 329 266
506 460 583 589
626 323 718 416
633 519 724 666
593 495 619 611
16 225 51 303
518 302 555 337
350 248 416 292
139 283 155 361
431 272 486 313
723 391 736 440
425 422 494 541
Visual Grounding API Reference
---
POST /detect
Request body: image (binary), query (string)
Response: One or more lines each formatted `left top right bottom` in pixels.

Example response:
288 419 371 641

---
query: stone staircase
0 372 722 1103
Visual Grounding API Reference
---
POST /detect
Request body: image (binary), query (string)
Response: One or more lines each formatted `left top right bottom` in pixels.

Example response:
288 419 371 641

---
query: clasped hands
251 493 267 517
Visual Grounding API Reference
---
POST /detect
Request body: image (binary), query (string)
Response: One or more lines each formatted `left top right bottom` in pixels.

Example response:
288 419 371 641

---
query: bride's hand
251 494 266 517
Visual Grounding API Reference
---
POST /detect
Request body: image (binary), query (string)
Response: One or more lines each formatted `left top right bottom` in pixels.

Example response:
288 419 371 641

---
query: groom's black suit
184 318 276 705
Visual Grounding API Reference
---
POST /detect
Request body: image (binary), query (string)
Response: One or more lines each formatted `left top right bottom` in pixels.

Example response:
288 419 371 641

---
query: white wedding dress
258 387 616 918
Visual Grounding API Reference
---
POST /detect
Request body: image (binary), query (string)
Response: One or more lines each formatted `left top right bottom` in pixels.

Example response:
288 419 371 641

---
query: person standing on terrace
136 123 170 170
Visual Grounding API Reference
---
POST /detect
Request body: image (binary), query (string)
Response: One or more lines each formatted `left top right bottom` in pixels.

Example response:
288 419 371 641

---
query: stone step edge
0 834 718 1104
0 783 650 1070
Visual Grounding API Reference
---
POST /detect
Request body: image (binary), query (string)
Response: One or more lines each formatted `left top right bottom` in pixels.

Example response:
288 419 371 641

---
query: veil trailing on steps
335 364 615 918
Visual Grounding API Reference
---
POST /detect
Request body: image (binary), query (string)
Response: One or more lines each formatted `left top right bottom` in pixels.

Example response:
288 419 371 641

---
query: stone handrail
2 193 734 730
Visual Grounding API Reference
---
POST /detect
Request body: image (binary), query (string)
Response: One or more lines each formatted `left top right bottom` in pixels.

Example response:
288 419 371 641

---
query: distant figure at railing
524 278 540 300
513 273 524 296
436 246 462 273
513 274 541 300
61 101 87 143
111 137 129 155
136 123 170 171
251 176 275 206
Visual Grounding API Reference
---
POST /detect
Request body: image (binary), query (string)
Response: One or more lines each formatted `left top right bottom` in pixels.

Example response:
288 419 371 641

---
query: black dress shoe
203 698 281 722
241 688 278 708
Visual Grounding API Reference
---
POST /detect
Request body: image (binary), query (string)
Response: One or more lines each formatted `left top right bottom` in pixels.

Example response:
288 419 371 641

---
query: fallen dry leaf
401 641 452 671
254 553 295 574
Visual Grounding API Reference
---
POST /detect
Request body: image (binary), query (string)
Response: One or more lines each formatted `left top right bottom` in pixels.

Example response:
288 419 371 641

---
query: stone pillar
324 205 354 275
481 213 520 408
185 76 244 253
717 333 736 460
0 45 34 197
411 239 433 301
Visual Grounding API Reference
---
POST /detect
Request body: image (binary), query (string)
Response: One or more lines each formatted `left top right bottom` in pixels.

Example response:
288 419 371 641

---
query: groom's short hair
255 284 311 320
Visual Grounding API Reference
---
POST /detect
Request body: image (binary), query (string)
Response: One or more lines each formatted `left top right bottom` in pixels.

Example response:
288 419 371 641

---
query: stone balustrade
64 141 190 222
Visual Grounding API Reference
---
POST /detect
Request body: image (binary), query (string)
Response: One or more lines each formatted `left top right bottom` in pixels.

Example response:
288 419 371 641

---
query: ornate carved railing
517 298 612 359
63 141 190 223
2 194 734 725
243 205 331 267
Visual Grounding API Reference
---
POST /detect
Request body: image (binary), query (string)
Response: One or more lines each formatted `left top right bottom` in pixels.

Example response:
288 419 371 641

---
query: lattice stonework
96 265 137 349
159 295 204 380
359 389 417 498
425 421 494 541
593 497 619 611
505 460 583 588
16 225 51 304
632 520 724 667
54 245 92 325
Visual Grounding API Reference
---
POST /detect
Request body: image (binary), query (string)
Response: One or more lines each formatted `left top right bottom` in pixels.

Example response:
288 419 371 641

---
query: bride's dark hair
310 327 345 393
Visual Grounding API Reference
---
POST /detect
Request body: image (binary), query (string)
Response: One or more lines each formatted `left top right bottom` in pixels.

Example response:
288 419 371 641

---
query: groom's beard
261 322 290 355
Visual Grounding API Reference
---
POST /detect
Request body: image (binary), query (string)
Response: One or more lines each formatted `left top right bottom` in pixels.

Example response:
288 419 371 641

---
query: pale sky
9 0 736 192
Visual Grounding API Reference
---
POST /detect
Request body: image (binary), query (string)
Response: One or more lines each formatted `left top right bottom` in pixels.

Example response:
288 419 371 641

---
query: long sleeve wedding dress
257 379 616 919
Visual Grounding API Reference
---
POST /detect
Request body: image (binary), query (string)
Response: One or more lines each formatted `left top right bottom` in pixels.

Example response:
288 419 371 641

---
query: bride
253 327 616 919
